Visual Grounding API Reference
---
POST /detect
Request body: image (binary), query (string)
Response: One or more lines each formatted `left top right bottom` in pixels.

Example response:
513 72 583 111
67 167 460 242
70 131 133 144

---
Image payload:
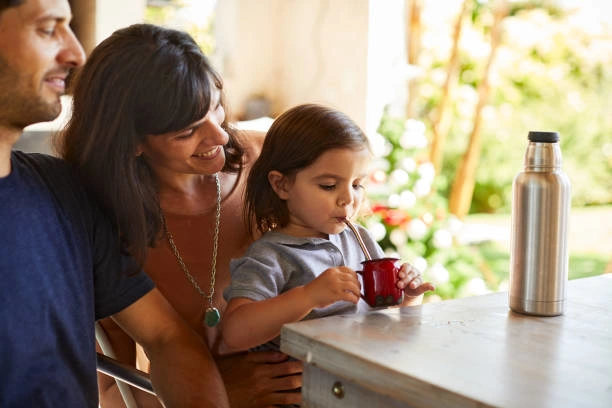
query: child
222 104 434 352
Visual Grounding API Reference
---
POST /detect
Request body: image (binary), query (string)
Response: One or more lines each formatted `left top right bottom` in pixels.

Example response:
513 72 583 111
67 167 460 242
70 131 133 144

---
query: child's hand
397 262 435 297
304 266 361 309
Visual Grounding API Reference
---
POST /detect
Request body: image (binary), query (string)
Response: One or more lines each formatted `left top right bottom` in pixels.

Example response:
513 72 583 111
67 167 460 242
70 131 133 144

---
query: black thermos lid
528 131 559 143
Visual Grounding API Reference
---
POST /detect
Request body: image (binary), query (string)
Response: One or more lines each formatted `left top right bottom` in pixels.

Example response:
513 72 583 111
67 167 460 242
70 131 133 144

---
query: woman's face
137 87 229 178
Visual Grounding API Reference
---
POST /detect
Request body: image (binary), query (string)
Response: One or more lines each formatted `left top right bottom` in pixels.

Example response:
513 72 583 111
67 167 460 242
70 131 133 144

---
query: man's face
0 0 85 130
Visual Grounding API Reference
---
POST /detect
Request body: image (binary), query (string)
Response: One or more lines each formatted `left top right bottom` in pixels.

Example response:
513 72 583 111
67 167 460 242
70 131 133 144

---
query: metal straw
343 219 372 261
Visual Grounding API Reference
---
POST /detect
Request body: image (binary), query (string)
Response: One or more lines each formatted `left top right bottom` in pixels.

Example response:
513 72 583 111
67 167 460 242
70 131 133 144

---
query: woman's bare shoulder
235 128 266 162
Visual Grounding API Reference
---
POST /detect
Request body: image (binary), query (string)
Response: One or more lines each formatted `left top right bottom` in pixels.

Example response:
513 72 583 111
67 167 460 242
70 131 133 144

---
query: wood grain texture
281 275 612 408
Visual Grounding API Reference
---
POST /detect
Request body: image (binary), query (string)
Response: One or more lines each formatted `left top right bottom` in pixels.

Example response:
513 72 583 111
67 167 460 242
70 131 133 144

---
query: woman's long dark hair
0 0 23 13
56 24 244 265
245 103 370 236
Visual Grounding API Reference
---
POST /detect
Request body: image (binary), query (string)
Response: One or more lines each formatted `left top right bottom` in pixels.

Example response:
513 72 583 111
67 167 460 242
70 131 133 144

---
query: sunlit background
142 0 611 300
19 0 612 300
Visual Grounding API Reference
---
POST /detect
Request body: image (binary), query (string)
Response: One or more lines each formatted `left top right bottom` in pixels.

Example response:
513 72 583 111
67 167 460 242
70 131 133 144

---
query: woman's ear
268 170 290 200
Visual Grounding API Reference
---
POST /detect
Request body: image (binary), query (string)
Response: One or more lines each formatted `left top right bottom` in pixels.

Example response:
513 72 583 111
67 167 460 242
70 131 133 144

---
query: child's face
273 147 370 238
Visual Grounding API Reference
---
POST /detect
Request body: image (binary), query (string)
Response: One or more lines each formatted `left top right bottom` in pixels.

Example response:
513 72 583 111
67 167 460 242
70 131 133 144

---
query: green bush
362 113 499 301
415 5 612 212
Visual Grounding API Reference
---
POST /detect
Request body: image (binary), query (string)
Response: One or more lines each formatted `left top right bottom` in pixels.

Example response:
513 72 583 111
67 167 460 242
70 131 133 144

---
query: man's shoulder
11 150 91 210
12 150 72 176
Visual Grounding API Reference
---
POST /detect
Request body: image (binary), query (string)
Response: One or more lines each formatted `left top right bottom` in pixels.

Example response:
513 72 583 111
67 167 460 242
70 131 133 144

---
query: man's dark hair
0 0 24 14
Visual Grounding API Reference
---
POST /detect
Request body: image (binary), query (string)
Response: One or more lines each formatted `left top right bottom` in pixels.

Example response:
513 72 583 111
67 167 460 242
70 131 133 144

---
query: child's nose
337 191 354 207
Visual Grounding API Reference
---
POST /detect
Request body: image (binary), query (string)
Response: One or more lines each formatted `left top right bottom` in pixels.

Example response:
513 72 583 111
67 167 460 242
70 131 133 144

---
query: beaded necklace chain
162 173 221 327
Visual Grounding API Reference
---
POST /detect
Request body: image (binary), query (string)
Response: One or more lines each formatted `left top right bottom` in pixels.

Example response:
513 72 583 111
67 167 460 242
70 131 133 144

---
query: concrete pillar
69 0 97 55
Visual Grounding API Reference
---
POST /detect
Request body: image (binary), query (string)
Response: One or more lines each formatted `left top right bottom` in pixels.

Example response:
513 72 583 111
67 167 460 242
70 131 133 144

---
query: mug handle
355 270 368 303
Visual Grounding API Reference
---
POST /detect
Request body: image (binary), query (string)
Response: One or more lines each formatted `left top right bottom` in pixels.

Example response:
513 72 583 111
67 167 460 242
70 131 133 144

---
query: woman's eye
175 128 195 140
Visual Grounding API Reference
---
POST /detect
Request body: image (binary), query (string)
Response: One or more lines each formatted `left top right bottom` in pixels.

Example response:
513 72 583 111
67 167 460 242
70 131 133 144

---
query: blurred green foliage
414 2 612 213
363 114 497 301
367 106 608 301
476 241 608 282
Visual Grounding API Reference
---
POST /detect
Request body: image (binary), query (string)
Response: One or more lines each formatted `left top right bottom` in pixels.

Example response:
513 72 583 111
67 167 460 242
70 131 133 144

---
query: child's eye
319 184 336 191
353 183 365 190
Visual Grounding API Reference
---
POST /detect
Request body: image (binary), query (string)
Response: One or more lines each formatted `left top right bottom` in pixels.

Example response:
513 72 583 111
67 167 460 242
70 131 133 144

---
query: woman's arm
97 318 162 408
112 288 229 408
98 308 305 408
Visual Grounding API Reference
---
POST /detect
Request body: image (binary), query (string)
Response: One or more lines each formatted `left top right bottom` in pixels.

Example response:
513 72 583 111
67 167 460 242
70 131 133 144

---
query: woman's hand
397 262 435 298
217 351 303 407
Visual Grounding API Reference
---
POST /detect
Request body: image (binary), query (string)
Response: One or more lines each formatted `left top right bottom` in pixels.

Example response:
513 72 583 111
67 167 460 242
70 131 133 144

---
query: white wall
82 0 406 134
215 0 405 135
366 0 407 135
96 0 147 43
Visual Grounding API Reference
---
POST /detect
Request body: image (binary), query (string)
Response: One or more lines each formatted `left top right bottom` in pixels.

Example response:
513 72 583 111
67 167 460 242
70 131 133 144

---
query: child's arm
222 266 360 352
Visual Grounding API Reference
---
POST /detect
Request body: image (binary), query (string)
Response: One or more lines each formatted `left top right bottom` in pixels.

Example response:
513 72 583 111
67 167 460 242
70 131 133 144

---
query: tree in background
448 0 509 218
363 0 612 299
405 0 423 119
402 0 611 214
429 0 471 175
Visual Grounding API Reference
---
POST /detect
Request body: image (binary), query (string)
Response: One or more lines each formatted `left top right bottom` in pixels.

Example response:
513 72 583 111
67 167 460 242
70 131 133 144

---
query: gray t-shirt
224 225 385 350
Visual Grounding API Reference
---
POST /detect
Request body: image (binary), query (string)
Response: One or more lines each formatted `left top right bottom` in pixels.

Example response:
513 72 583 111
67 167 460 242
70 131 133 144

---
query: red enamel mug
357 257 404 307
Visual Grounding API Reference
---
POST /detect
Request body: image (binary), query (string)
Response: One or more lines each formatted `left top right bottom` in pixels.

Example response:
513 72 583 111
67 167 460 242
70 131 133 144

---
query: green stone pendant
204 307 220 327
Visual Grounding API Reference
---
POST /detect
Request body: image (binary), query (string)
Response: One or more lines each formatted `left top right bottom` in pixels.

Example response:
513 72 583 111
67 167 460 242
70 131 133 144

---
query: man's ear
268 170 290 200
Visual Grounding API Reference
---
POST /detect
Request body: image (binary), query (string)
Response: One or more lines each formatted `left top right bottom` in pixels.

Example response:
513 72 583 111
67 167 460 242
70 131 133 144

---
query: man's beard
0 55 62 130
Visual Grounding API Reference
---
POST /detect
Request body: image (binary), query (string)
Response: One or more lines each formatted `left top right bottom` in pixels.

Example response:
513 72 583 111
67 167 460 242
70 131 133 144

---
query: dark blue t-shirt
0 151 155 407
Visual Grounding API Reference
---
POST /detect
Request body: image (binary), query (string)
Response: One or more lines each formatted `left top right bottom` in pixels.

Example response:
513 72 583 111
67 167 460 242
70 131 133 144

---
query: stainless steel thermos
509 131 571 316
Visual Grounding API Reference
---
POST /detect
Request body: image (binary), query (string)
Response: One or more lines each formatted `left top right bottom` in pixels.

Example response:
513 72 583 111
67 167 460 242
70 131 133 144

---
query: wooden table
281 274 612 407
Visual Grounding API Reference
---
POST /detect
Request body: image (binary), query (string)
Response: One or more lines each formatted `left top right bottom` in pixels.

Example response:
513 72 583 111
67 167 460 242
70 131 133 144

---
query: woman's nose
199 118 229 145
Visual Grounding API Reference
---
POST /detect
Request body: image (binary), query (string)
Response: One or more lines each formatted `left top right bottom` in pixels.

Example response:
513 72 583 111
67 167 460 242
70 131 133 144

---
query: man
0 1 229 406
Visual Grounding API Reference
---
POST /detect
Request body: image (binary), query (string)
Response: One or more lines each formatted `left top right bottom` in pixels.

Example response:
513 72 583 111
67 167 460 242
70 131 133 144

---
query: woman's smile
192 146 221 159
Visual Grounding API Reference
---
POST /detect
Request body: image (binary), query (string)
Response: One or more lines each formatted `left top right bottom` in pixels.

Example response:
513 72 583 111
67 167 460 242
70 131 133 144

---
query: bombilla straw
343 218 372 261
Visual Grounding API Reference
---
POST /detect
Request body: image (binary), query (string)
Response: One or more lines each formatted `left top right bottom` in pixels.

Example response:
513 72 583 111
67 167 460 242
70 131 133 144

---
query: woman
56 24 302 407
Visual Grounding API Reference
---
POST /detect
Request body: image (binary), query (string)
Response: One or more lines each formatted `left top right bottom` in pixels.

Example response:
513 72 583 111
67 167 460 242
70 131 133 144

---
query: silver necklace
162 173 221 328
